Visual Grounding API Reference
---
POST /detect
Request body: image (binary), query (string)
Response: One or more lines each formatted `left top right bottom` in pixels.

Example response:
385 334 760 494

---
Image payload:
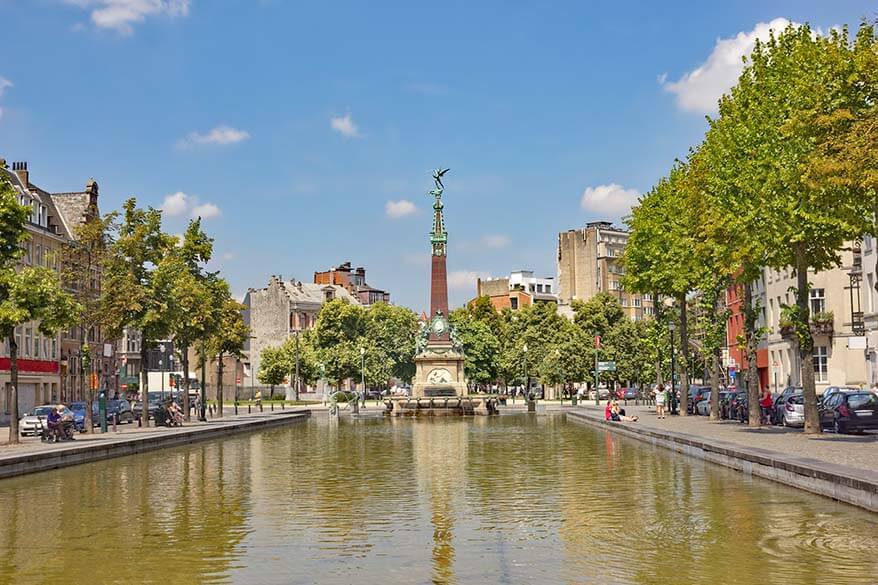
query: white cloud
160 191 221 220
662 18 793 113
221 252 235 261
580 184 640 217
191 202 221 219
179 125 250 148
385 199 417 218
0 76 11 120
161 191 190 216
481 235 510 249
447 270 491 291
64 0 190 35
330 114 360 138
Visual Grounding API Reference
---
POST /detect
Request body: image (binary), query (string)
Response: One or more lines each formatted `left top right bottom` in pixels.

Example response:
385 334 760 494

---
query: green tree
311 299 365 390
207 292 249 417
0 177 80 443
364 302 419 385
704 24 877 432
257 345 287 399
449 310 500 390
157 219 214 420
101 198 175 426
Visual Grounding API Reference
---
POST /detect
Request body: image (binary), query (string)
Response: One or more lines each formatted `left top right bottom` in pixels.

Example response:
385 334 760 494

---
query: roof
47 191 91 239
281 279 359 305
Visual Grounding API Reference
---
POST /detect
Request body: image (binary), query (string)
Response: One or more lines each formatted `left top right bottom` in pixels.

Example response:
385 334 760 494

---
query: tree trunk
744 282 762 428
217 352 224 418
140 340 150 427
7 334 20 444
678 294 690 417
709 291 721 420
83 329 93 433
199 348 207 421
181 342 190 422
795 250 821 434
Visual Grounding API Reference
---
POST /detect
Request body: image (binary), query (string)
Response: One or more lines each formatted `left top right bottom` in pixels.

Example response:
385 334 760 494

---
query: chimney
11 161 28 186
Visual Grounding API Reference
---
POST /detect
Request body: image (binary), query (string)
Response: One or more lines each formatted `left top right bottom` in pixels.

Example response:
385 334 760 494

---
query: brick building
314 261 390 305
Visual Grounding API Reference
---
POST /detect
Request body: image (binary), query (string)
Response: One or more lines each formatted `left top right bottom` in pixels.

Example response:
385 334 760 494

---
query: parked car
100 399 134 424
622 387 638 400
69 401 95 428
687 386 711 414
18 405 80 436
774 393 805 427
820 386 859 407
694 391 712 416
820 391 878 433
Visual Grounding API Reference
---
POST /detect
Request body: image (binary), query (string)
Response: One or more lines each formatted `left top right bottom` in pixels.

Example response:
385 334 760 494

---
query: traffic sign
594 335 601 349
597 361 616 372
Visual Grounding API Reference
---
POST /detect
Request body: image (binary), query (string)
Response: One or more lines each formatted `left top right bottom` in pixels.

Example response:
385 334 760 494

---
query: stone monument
387 169 497 416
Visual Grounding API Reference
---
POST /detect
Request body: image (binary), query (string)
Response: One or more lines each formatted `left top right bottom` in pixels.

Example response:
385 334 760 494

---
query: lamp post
159 343 166 401
668 321 678 416
360 347 366 408
522 343 529 404
293 329 300 402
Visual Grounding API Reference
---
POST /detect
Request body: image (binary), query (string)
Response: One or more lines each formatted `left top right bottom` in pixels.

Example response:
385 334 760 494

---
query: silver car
695 391 712 416
777 393 805 427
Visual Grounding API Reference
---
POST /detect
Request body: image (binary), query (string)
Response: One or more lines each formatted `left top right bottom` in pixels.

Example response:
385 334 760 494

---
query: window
634 298 642 308
769 298 775 328
24 328 32 357
813 346 828 383
809 288 825 314
621 298 628 307
510 297 519 310
869 274 876 314
643 294 652 301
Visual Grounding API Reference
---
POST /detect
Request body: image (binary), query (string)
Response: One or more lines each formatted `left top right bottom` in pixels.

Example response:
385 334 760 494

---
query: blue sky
1 1 875 311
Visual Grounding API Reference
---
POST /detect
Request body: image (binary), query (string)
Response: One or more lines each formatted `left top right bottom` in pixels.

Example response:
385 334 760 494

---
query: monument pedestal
411 340 467 399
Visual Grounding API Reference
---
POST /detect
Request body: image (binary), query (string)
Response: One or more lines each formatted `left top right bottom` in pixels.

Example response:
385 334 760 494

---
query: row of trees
257 299 418 396
622 23 878 433
449 295 664 395
1 172 249 443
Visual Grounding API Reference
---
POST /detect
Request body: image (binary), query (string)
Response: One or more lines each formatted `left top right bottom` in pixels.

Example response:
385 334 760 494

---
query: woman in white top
654 384 667 419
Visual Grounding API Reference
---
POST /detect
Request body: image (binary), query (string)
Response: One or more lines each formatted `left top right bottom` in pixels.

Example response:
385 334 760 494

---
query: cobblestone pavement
576 403 877 474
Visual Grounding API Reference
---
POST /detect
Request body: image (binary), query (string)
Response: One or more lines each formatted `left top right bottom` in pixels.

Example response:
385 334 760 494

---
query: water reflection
0 414 876 585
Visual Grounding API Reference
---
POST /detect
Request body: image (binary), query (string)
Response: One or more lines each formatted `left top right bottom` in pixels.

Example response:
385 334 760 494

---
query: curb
0 411 311 480
567 410 878 513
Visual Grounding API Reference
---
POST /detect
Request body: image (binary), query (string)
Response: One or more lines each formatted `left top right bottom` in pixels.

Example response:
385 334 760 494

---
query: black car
718 391 737 419
820 391 878 433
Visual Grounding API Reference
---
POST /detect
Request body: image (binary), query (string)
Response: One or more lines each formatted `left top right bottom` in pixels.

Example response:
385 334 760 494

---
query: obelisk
428 170 449 341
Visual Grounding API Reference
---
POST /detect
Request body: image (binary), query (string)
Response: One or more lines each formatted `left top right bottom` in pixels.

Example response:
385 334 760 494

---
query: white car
18 405 73 436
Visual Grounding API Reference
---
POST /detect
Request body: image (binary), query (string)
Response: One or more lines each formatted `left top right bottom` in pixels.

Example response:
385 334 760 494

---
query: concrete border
0 411 310 480
568 410 878 513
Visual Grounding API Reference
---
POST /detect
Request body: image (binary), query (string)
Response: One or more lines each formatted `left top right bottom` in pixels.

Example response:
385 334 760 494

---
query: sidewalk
0 409 310 479
575 403 877 475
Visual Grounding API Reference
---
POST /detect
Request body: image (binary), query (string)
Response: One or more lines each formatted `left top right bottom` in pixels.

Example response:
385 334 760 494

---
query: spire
430 187 447 257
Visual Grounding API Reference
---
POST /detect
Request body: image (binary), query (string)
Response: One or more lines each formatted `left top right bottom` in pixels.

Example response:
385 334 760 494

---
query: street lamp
522 343 529 405
159 343 166 401
555 348 563 405
360 347 366 408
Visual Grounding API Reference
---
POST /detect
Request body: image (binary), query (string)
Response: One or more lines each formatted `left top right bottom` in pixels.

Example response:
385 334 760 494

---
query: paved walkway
0 407 310 460
576 403 877 474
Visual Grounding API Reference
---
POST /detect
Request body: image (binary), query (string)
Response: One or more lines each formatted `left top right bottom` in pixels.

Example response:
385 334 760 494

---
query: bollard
281 401 285 410
259 402 263 413
234 401 238 415
271 402 274 411
112 414 118 433
248 404 251 414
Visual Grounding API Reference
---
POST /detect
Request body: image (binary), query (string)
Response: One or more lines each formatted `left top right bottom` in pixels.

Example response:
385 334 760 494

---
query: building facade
474 270 558 311
556 221 654 320
314 261 390 305
759 246 867 394
244 276 359 397
0 161 118 423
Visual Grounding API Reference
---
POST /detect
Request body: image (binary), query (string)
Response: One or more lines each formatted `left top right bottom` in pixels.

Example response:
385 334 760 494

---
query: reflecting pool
0 414 876 584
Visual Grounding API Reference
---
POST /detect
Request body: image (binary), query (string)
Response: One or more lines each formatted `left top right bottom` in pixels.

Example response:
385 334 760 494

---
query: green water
0 414 875 584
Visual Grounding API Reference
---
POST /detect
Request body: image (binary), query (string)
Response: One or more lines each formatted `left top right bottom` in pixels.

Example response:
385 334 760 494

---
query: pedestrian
654 384 667 419
759 387 774 424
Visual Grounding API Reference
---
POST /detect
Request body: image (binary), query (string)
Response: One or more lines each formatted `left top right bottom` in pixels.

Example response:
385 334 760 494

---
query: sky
1 0 875 311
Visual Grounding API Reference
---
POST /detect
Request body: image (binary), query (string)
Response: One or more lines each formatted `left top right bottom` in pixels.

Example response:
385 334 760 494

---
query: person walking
654 384 668 419
759 387 774 424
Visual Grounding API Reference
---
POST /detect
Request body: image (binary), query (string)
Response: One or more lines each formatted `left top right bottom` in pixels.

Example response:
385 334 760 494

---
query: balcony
779 311 834 338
